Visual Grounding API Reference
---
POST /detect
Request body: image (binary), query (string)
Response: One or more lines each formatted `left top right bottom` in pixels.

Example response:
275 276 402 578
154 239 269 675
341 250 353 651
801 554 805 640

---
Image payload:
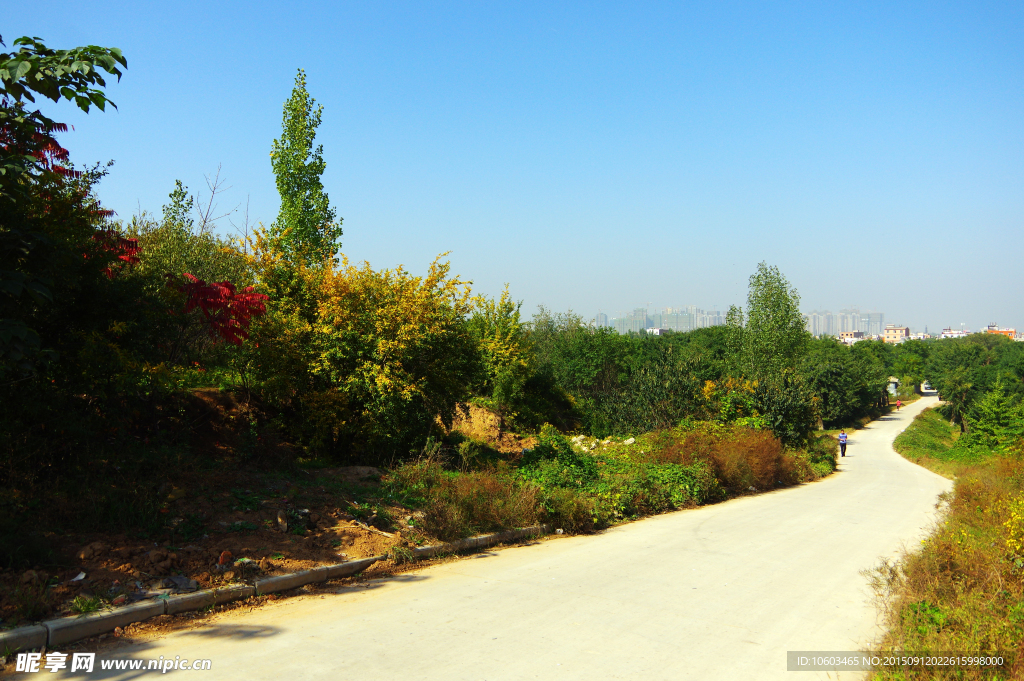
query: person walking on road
839 429 848 457
896 399 902 411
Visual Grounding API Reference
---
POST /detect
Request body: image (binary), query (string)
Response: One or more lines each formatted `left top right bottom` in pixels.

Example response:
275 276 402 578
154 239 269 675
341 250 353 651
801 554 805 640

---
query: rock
309 512 320 523
20 570 39 585
276 510 288 533
258 557 271 571
222 571 235 581
623 437 636 445
555 529 565 535
76 541 108 561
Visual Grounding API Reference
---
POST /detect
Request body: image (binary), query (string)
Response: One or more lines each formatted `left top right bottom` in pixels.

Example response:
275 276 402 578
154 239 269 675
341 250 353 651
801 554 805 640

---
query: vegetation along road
53 396 950 680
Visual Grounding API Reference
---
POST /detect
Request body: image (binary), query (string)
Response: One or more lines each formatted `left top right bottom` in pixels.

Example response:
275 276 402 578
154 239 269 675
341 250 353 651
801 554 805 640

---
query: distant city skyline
595 306 728 334
594 302 1019 337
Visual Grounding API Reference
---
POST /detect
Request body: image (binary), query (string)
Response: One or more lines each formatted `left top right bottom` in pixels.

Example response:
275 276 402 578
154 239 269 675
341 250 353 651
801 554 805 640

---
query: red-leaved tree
90 228 140 278
173 273 268 345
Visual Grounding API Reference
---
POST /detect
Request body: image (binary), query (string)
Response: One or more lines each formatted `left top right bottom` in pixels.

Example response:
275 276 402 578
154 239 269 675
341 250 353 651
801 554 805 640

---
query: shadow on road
180 623 280 641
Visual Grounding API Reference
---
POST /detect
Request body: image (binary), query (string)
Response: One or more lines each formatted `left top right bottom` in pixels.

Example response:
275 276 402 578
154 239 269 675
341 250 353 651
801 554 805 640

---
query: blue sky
7 1 1023 332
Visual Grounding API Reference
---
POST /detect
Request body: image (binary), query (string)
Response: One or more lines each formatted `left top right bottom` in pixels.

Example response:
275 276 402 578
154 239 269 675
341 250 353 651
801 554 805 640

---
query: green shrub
519 425 599 489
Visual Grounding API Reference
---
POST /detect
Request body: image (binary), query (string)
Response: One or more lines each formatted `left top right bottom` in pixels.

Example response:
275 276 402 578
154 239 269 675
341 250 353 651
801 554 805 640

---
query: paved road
57 397 950 680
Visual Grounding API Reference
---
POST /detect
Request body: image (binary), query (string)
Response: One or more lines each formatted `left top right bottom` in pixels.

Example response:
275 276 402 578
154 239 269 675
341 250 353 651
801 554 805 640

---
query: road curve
59 397 951 680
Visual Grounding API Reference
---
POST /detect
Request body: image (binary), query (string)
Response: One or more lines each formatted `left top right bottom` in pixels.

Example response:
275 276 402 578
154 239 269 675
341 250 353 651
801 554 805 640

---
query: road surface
55 396 951 680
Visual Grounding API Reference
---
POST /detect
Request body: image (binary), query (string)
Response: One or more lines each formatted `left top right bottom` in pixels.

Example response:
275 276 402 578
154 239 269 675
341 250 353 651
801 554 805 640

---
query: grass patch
384 422 836 541
69 595 104 616
892 406 983 479
871 407 1024 679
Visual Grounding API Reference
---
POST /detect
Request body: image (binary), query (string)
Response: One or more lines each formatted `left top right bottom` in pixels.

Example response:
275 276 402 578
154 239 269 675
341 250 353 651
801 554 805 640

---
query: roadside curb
0 524 550 653
410 525 550 560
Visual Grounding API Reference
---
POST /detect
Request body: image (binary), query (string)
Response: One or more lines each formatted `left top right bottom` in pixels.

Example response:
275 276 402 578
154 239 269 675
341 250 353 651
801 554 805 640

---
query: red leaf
172 274 268 345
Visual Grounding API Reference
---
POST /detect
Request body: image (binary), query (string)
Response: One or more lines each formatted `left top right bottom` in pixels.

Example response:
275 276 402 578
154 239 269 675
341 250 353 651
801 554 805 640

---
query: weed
271 552 284 559
372 507 395 531
70 595 104 616
174 513 207 541
12 582 52 622
386 458 539 541
390 546 414 564
347 503 373 521
231 489 262 511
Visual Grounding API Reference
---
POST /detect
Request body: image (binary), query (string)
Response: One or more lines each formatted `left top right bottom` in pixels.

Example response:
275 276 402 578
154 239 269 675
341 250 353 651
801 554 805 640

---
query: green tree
963 377 1024 449
467 286 530 432
742 262 807 379
1 35 126 370
0 35 126 192
800 337 858 426
941 365 974 433
269 69 341 265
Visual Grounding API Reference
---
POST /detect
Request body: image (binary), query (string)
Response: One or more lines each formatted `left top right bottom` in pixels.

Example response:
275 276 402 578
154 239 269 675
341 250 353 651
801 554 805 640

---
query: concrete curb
255 566 330 595
410 525 550 560
0 624 47 654
253 556 387 595
324 556 381 580
45 600 166 648
0 524 550 652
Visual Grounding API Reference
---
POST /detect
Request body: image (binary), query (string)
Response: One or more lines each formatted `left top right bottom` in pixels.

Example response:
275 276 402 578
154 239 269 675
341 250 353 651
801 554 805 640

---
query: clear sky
7 1 1023 332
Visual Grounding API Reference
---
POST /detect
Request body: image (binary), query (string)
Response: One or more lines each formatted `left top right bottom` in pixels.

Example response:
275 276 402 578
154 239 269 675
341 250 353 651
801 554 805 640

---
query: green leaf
12 58 31 80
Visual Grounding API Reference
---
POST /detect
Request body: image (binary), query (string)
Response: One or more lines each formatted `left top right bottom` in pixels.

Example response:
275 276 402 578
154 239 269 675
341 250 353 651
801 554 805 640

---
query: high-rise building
604 304 732 335
609 308 650 334
862 312 885 337
595 312 608 328
803 307 885 338
628 308 649 333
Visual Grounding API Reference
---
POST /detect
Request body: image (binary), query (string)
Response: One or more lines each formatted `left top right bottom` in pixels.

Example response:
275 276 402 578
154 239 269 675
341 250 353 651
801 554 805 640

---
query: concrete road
56 397 950 680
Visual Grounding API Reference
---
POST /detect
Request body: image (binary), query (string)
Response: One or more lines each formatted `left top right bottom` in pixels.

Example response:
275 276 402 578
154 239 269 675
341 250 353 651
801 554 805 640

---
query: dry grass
871 409 1024 679
385 458 540 541
644 426 829 492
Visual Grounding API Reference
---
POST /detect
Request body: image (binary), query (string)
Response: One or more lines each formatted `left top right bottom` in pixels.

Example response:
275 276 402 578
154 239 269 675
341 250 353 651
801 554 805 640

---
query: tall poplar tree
270 69 341 264
742 262 807 378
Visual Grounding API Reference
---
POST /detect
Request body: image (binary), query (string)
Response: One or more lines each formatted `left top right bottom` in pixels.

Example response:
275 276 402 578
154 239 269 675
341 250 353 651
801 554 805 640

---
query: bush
385 457 539 541
519 425 600 489
671 425 803 492
247 246 481 463
538 487 598 533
